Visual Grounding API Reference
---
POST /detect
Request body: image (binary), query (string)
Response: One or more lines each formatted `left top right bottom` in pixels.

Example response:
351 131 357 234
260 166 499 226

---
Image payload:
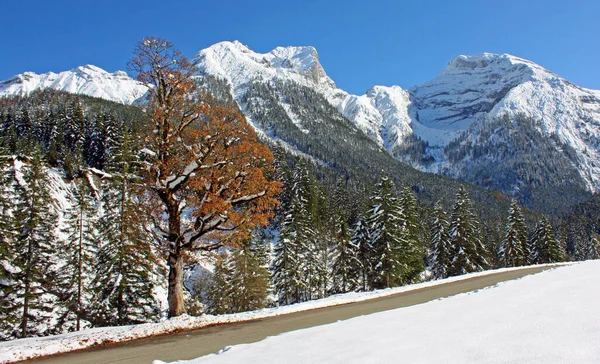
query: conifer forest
0 37 599 342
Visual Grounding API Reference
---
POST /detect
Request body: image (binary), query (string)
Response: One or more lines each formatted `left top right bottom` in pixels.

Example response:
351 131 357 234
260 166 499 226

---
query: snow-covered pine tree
574 236 587 262
585 234 600 260
272 161 326 304
498 200 527 267
573 232 600 261
447 186 488 276
0 152 18 340
397 186 425 284
299 165 327 301
329 215 360 294
9 150 60 338
367 173 405 289
272 194 308 305
208 254 234 315
56 178 98 331
91 133 159 326
84 111 123 170
429 201 451 279
226 237 272 313
529 216 563 264
210 233 272 315
350 218 372 291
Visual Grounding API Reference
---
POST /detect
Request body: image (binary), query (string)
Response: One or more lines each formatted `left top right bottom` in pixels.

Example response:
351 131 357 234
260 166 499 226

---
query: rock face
3 43 600 203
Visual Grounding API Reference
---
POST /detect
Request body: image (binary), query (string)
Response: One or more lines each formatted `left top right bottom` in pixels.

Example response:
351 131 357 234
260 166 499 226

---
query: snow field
0 263 566 363
157 260 599 364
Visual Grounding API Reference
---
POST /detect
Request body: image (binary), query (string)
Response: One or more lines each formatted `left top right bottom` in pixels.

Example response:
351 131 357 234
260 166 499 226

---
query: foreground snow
0 264 565 363
157 261 599 364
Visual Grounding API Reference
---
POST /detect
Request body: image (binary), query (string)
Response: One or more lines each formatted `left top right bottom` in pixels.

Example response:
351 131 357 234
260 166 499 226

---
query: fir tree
272 162 324 304
584 234 600 260
397 186 425 284
91 133 159 326
0 154 18 339
447 186 488 276
330 216 360 294
529 216 563 264
208 254 234 315
498 200 527 267
429 201 451 279
295 163 326 300
367 173 405 289
351 218 372 291
8 151 60 338
272 195 309 305
226 237 272 313
56 178 98 331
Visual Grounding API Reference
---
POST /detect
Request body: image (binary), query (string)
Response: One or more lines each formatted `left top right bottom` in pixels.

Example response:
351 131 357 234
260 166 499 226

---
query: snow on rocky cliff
410 53 600 190
0 65 148 105
191 41 340 98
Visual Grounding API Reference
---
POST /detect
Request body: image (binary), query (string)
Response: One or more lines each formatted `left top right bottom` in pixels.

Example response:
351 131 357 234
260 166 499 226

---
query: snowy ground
157 261 599 364
0 264 568 363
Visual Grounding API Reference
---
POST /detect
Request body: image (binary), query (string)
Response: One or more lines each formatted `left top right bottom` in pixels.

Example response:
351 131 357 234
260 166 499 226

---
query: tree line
1 36 598 341
0 136 161 339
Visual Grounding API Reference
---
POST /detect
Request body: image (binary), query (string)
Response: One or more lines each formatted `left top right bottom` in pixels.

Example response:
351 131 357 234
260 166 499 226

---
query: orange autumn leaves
130 36 281 251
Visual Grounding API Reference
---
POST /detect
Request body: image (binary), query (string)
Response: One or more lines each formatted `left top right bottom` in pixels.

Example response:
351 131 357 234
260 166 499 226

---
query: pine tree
367 173 405 289
0 154 19 339
330 216 360 294
529 216 563 264
498 200 527 267
272 162 326 304
585 234 600 260
226 237 272 313
397 186 425 284
272 195 307 305
447 186 488 276
429 201 451 279
295 163 326 301
8 151 60 338
351 218 372 291
208 254 234 315
91 133 159 326
56 178 98 331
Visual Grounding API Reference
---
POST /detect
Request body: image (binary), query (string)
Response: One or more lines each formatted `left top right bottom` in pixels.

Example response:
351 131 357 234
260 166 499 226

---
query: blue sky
1 0 598 94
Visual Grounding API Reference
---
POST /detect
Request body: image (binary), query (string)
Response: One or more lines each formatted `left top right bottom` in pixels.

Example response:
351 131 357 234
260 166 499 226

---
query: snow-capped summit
409 53 538 143
192 41 337 93
3 43 600 197
0 65 148 105
407 52 600 190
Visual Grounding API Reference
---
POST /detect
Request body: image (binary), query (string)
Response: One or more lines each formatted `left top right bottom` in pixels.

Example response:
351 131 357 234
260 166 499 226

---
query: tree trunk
167 252 186 317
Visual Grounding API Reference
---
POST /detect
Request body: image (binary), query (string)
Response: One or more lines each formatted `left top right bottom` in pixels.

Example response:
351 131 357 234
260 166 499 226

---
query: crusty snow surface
0 264 564 363
158 261 599 364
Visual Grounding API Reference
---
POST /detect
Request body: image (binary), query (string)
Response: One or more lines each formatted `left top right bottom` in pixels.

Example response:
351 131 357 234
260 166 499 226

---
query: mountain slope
0 65 147 104
2 43 599 212
190 43 599 210
401 54 600 212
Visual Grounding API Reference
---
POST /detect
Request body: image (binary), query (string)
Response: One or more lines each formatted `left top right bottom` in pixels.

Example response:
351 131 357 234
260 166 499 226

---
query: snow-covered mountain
191 43 600 197
410 54 600 186
0 65 148 104
3 42 600 203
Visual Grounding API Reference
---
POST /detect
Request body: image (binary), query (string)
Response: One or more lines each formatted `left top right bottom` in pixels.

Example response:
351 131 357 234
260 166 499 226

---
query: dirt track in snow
27 266 549 364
